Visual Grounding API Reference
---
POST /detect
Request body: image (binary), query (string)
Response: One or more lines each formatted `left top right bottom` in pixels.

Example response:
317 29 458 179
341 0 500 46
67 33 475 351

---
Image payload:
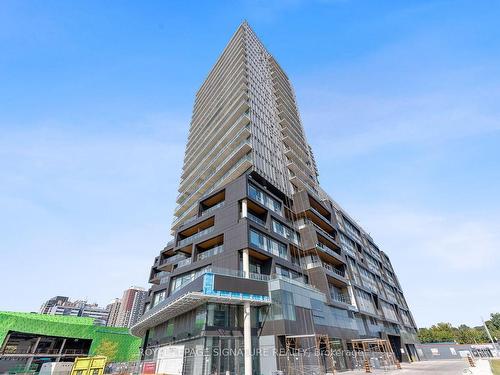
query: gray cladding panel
214 274 269 296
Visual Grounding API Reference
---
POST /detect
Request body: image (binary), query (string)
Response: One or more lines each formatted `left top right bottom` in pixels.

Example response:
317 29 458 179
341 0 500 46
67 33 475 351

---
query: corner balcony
175 140 252 216
176 217 215 248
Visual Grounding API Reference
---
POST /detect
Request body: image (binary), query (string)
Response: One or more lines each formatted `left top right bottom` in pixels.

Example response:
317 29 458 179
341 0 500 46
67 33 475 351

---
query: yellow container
70 356 107 375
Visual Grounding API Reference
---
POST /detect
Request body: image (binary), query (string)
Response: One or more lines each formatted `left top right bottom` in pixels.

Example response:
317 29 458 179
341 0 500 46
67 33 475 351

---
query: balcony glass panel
198 245 224 261
178 226 215 247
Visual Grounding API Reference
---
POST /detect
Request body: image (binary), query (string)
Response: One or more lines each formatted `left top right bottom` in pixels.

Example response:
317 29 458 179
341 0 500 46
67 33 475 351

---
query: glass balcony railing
247 212 266 226
173 154 252 227
177 226 215 247
176 138 251 209
197 245 224 261
201 201 225 217
160 253 187 266
176 257 192 268
309 206 331 223
210 266 270 281
331 291 351 305
306 261 345 278
316 242 341 259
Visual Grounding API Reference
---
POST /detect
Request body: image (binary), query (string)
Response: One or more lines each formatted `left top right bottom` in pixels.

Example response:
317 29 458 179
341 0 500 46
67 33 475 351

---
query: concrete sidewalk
347 359 476 374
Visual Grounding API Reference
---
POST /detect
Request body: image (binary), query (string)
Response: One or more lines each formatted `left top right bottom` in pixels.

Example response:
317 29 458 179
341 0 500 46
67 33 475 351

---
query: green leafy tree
417 327 435 343
418 313 500 344
455 325 487 344
486 313 500 342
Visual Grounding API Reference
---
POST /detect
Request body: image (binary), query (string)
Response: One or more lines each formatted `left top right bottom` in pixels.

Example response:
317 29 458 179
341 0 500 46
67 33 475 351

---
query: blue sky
1 0 499 327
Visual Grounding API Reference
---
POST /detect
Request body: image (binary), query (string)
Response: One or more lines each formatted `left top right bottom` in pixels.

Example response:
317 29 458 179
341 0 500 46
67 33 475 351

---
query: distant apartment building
40 297 109 326
114 287 147 328
39 296 68 315
106 298 122 327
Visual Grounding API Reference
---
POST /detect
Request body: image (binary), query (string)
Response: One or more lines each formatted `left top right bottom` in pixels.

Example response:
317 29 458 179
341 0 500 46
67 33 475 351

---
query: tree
455 325 486 344
486 313 500 342
487 313 500 330
417 323 455 343
417 327 434 343
417 313 500 344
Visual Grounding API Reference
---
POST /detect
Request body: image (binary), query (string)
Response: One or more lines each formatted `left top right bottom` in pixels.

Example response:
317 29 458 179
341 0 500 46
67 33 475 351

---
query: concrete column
25 337 41 371
242 199 248 218
244 302 252 375
56 338 67 362
242 248 250 278
242 248 252 375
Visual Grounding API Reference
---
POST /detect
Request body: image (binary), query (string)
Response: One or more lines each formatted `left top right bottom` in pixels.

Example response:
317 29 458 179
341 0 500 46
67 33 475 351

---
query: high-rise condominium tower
115 287 147 328
131 22 418 375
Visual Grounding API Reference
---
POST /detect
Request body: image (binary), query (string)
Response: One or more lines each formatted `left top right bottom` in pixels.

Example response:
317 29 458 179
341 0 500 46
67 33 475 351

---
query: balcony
316 242 343 262
176 257 192 269
330 290 352 305
181 116 250 190
306 261 346 279
172 154 252 229
197 244 224 261
201 201 225 217
178 227 214 248
175 138 252 216
159 253 188 267
178 124 250 202
247 211 266 227
149 271 170 285
301 217 337 246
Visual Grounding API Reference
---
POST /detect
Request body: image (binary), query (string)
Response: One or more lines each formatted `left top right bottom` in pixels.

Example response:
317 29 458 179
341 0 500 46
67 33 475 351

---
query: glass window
248 184 282 215
355 288 376 314
249 229 288 260
272 219 299 244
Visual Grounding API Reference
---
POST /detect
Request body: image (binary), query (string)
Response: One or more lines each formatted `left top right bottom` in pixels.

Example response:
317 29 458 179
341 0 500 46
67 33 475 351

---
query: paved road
349 359 473 374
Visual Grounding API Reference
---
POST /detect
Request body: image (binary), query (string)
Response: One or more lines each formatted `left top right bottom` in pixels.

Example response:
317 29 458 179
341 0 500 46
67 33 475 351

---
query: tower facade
116 287 148 328
132 22 419 374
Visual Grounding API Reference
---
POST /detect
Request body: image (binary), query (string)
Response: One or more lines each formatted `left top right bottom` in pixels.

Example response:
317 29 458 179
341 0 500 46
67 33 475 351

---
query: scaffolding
351 338 399 371
284 334 335 375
